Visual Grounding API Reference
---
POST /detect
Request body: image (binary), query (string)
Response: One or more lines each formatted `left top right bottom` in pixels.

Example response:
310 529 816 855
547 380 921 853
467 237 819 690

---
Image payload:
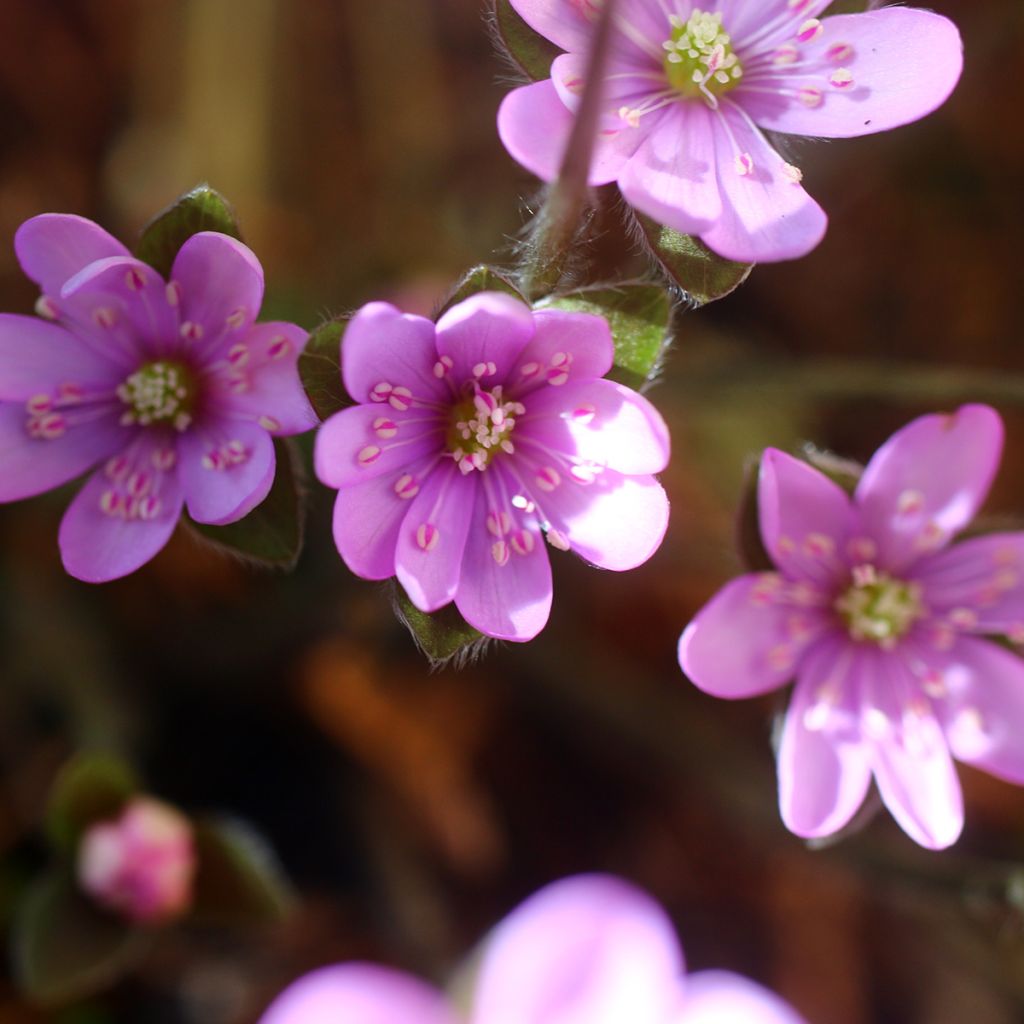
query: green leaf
13 872 149 1006
189 438 306 570
436 265 526 319
190 817 293 926
492 0 562 82
394 587 487 666
539 284 672 389
298 317 350 421
135 184 242 278
636 216 752 306
47 754 138 854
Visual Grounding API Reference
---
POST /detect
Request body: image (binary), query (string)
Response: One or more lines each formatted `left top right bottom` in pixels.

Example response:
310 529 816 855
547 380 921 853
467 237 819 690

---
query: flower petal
510 308 613 397
14 214 130 296
758 448 853 587
778 636 872 839
0 401 125 502
855 404 1003 573
680 970 808 1024
257 964 455 1024
341 302 445 405
507 0 595 55
933 636 1024 786
396 462 477 612
178 418 275 526
471 874 683 1024
698 106 827 262
436 292 535 386
58 437 184 582
741 9 963 140
679 573 826 698
724 0 832 51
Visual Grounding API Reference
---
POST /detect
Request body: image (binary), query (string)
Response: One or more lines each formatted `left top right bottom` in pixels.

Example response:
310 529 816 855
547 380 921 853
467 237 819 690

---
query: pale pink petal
855 405 1003 573
680 970 808 1024
508 0 596 54
395 463 477 612
741 10 963 140
471 874 683 1024
14 213 130 297
435 292 535 385
314 405 441 488
699 104 827 262
258 964 455 1024
758 448 853 587
778 636 872 839
718 0 831 51
58 437 184 582
177 418 275 526
933 636 1024 786
341 302 445 405
679 574 827 698
509 308 613 397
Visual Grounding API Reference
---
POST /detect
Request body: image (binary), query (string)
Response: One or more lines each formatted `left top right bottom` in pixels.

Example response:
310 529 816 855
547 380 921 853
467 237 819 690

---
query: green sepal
46 754 139 855
135 185 242 279
298 317 350 421
13 871 149 1007
538 283 672 390
190 817 293 926
188 437 306 570
636 216 752 306
437 265 527 319
492 0 562 82
393 586 487 666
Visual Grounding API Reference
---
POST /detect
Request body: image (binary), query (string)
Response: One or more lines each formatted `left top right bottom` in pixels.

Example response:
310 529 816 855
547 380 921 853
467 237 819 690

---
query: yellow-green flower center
446 386 525 474
117 360 195 432
663 10 743 102
835 568 924 648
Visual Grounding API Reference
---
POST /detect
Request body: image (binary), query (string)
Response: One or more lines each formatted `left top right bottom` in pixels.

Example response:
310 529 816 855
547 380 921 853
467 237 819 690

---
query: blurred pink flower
78 797 196 924
498 1 963 262
314 293 670 641
258 874 807 1024
680 405 1024 849
0 214 317 581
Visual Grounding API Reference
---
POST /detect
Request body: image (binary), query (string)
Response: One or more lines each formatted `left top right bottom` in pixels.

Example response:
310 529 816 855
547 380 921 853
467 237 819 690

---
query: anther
735 153 754 176
225 307 247 330
491 540 510 566
180 321 204 342
228 344 250 366
165 281 182 307
510 529 535 556
258 415 281 432
535 467 561 492
267 335 292 360
92 307 117 329
35 295 59 320
388 386 413 412
796 18 823 43
357 445 381 467
797 87 823 107
829 69 854 89
415 523 439 552
125 267 147 291
394 474 419 500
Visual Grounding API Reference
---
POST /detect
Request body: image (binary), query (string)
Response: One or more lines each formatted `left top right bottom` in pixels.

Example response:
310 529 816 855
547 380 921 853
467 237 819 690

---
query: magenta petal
855 405 1003 572
935 636 1024 785
170 232 264 343
510 309 613 397
178 419 275 526
257 964 455 1024
396 463 477 612
680 574 824 698
758 448 853 586
0 402 125 502
59 444 184 582
778 637 871 839
0 314 122 400
14 214 129 296
742 10 963 140
454 479 552 641
341 302 444 405
471 874 683 1024
680 971 808 1024
728 0 831 50
508 0 594 53
435 292 535 386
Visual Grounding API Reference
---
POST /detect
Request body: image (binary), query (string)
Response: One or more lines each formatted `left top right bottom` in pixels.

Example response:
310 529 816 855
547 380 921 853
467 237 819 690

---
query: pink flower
679 405 1024 849
77 797 196 924
0 214 317 581
314 293 670 641
498 1 963 262
257 874 807 1024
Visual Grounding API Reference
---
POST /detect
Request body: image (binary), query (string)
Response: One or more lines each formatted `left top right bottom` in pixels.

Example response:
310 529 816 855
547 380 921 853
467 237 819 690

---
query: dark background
1 1 1023 1021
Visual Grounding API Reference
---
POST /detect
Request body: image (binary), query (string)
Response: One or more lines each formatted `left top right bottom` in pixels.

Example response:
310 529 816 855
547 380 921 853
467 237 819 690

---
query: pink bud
77 797 196 924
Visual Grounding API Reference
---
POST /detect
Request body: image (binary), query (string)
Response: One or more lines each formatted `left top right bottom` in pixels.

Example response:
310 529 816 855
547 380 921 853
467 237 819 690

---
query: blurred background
1 0 1023 1021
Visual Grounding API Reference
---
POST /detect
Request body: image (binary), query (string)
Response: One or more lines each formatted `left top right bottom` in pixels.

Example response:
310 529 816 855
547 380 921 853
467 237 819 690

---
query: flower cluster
498 0 963 261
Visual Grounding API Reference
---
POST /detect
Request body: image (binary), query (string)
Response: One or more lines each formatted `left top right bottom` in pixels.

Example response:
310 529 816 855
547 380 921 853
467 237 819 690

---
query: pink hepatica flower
314 293 670 641
679 405 1024 849
0 214 317 581
498 1 963 262
258 874 807 1024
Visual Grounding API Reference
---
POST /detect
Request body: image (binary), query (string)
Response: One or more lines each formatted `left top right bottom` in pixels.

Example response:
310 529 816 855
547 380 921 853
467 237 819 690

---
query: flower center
834 567 923 648
117 360 194 432
662 10 743 103
446 385 525 474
